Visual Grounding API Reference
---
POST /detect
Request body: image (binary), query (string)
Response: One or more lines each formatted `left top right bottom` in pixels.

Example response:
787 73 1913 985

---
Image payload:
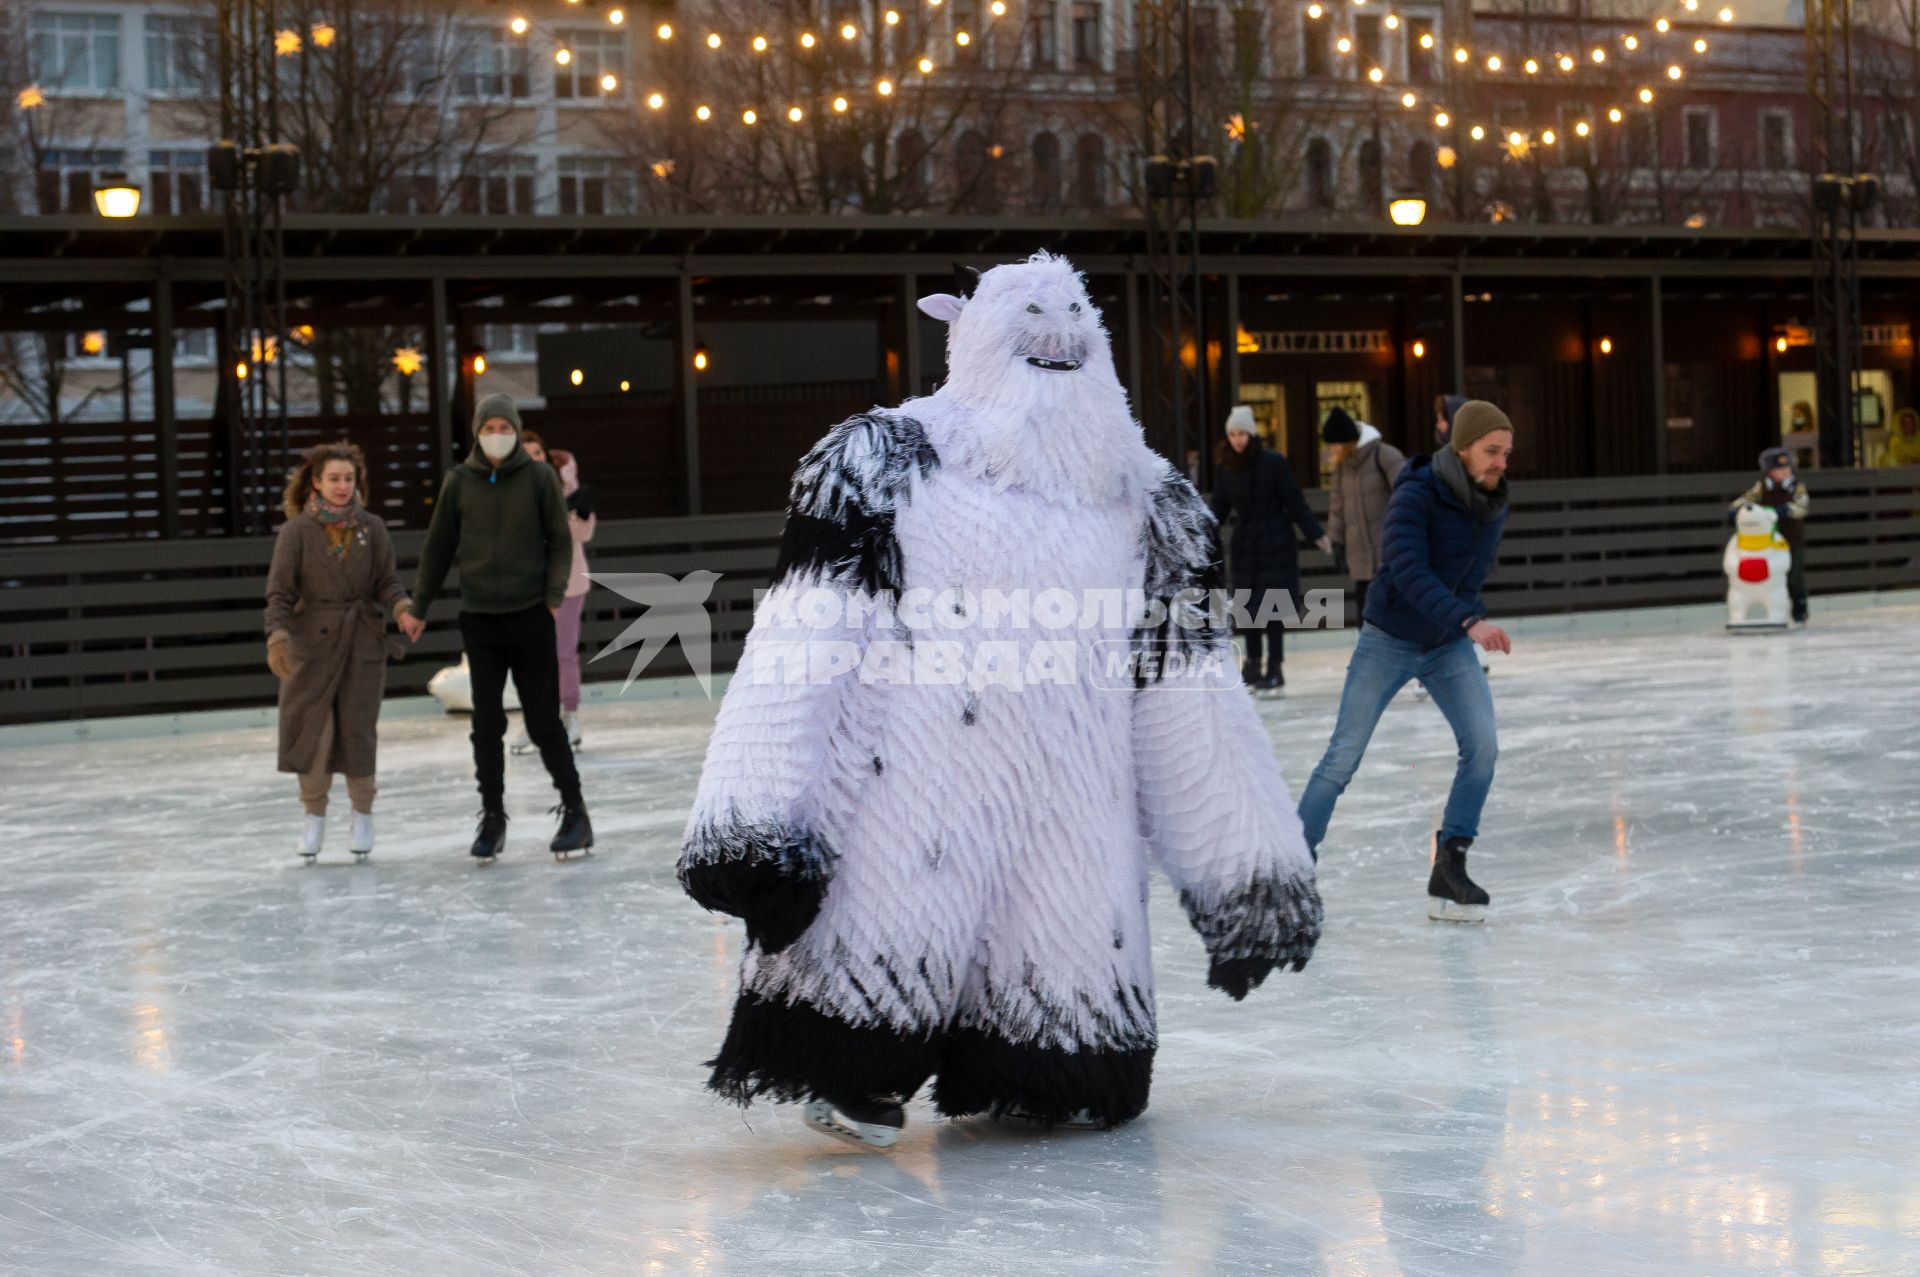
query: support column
153 275 180 538
428 275 451 466
902 272 921 400
1449 269 1467 393
677 267 701 516
1649 275 1667 475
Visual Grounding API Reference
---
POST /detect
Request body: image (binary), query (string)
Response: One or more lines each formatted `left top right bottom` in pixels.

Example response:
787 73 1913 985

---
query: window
554 29 626 100
956 129 1001 213
475 323 539 363
1192 5 1220 71
1354 15 1383 76
1030 133 1061 210
458 156 537 214
1625 112 1657 168
1762 110 1793 170
1407 18 1436 84
1684 107 1715 169
952 0 981 63
1358 137 1382 213
386 171 440 214
1408 140 1435 199
35 148 126 213
148 150 206 214
458 28 530 99
1306 138 1334 211
1029 2 1058 70
144 15 205 95
1072 133 1105 208
559 156 635 214
30 12 122 93
1303 15 1331 77
1232 9 1262 81
1070 2 1102 70
175 327 216 367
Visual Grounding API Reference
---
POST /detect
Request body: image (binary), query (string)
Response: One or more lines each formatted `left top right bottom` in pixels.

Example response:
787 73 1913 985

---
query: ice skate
549 800 593 860
471 809 508 862
1427 832 1489 923
349 811 373 861
999 1105 1107 1130
564 710 582 748
298 814 325 863
1254 670 1285 699
509 726 535 756
1240 659 1259 691
801 1095 906 1149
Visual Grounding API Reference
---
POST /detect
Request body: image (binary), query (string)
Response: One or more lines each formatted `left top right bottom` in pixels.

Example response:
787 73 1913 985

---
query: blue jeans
1297 624 1498 853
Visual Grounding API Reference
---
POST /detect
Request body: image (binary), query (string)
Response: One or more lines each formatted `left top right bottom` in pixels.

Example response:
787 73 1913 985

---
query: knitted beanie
1320 407 1359 444
1450 400 1513 452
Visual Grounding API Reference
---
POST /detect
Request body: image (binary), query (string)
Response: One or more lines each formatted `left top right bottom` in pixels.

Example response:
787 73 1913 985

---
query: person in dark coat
264 440 412 862
403 393 593 861
1211 405 1329 692
1729 447 1812 624
1297 400 1516 923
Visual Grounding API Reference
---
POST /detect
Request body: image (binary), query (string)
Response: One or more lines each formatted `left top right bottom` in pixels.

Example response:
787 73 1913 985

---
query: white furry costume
678 253 1321 1127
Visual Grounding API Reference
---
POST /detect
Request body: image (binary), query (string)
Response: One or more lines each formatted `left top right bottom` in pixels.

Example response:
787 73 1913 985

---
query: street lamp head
92 173 141 218
1388 196 1428 226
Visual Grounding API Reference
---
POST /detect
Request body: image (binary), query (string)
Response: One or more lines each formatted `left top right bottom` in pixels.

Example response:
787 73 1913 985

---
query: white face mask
479 432 517 461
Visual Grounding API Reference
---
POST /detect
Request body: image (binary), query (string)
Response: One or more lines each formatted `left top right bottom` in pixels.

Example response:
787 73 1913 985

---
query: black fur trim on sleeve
1133 462 1228 686
1179 874 1324 1000
678 814 837 955
772 411 940 596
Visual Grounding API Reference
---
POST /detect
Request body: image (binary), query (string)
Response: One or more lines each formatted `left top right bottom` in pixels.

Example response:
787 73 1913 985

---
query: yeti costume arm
678 411 936 954
1132 464 1323 999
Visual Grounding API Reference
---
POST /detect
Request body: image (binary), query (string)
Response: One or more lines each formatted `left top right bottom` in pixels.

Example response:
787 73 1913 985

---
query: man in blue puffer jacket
1297 400 1515 922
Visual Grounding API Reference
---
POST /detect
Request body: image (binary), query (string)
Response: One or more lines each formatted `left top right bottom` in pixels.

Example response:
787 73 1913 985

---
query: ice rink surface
3 599 1918 1276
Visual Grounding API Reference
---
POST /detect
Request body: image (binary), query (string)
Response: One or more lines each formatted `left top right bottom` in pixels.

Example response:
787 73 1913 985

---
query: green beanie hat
1450 400 1512 453
472 392 523 435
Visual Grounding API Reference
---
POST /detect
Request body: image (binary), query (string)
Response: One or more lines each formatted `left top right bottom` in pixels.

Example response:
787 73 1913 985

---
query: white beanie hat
1224 405 1257 437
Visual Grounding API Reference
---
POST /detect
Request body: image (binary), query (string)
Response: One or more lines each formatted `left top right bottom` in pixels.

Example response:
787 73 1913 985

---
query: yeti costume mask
678 251 1322 1137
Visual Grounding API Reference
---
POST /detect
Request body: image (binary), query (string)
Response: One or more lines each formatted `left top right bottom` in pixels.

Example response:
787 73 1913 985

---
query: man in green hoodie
403 393 592 860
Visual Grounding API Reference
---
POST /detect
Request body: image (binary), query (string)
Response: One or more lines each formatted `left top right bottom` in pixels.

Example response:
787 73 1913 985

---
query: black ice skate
549 800 593 860
1255 670 1285 699
1427 832 1490 923
802 1094 907 1149
471 809 508 862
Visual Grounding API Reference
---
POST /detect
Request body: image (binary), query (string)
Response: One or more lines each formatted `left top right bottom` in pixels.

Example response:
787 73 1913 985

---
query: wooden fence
1 468 1915 723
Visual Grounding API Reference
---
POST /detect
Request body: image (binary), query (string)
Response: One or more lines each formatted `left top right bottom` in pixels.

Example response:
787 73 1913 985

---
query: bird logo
587 570 720 696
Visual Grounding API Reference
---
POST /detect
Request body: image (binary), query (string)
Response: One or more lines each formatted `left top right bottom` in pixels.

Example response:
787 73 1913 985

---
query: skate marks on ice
2 606 1920 1273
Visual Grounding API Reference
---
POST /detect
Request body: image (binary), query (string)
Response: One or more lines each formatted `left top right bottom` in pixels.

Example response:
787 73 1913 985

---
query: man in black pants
402 393 593 859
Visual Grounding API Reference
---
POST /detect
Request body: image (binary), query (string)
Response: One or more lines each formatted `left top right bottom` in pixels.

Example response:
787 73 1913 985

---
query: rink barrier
0 469 1915 723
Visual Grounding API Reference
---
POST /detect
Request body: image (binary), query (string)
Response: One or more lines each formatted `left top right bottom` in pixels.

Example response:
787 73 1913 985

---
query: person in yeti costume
677 252 1322 1148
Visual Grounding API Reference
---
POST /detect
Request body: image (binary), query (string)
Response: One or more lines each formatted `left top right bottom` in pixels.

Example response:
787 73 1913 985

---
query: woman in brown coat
1321 408 1407 623
264 441 412 862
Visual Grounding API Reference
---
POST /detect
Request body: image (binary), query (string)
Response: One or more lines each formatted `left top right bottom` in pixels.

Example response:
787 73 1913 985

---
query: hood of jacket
1355 421 1381 448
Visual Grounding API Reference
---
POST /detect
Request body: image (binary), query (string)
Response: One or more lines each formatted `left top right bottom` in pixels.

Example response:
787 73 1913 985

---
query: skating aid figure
678 253 1323 1149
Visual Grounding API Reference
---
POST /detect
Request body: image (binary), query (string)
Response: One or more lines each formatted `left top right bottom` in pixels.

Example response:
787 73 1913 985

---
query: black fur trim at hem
931 1027 1154 1129
1182 873 1324 1000
705 992 942 1108
678 814 834 955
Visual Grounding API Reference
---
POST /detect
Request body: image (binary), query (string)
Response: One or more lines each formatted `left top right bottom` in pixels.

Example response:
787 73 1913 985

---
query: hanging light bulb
1718 6 1734 20
918 56 935 73
752 34 768 51
1486 54 1502 71
1694 37 1708 52
1542 129 1556 145
1454 47 1469 63
1592 47 1606 63
509 16 528 35
885 8 901 23
1307 2 1323 15
1434 110 1450 127
1608 106 1624 122
841 21 858 39
1401 91 1416 107
877 78 894 95
608 8 624 25
555 47 572 65
600 72 618 91
1655 17 1670 32
833 95 849 111
695 104 711 120
656 22 673 40
1337 36 1353 53
1639 86 1655 102
707 32 722 48
1509 129 1525 146
1667 64 1683 79
1385 13 1400 29
1625 34 1639 49
1523 58 1538 74
646 91 665 109
1575 120 1590 136
1685 0 1700 8
742 108 758 124
992 0 1007 14
1368 65 1385 82
788 105 804 122
1470 124 1486 140
956 30 971 46
1419 32 1434 48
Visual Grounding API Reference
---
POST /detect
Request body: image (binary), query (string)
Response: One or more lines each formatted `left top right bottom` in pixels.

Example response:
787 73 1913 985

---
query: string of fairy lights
1304 0 1739 151
242 0 1740 155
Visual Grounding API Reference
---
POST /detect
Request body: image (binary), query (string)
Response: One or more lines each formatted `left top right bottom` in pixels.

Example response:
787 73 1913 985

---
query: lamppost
91 172 142 218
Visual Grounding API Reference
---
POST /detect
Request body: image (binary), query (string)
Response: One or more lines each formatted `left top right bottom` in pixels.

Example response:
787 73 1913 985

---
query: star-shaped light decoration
16 85 45 111
274 29 302 56
391 347 423 377
1225 113 1249 142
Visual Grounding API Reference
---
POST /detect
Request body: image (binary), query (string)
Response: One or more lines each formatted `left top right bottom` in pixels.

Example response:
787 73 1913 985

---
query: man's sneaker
549 800 593 859
471 809 508 861
1427 832 1490 923
802 1094 907 1149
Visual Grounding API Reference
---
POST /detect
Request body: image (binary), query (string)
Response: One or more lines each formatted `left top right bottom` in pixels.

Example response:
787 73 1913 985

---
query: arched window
1306 138 1334 212
1407 140 1436 200
1358 137 1383 214
1072 133 1106 209
956 129 1001 213
1030 132 1062 211
896 129 929 208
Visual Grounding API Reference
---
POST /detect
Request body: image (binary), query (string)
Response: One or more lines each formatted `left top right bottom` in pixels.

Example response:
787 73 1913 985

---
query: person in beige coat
264 441 412 862
1322 408 1407 623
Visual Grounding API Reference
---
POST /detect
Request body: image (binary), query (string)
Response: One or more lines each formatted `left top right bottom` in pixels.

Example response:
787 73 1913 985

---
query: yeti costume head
916 252 1144 505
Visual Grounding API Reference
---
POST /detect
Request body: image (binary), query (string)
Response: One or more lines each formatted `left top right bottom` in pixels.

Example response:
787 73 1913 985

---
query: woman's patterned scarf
304 492 364 557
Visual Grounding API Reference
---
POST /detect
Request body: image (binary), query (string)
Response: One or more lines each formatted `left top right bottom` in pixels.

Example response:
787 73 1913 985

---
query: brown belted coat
263 513 408 776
